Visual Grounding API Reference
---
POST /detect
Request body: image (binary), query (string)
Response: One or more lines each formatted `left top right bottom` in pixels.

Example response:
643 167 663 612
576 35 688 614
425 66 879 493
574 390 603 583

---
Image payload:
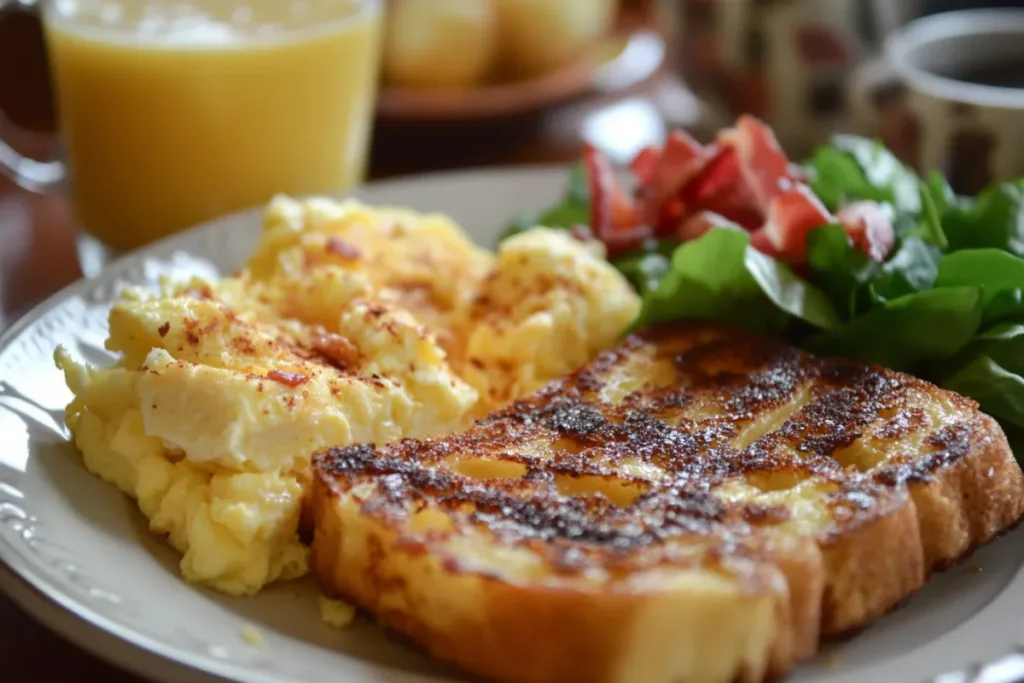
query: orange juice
43 0 383 251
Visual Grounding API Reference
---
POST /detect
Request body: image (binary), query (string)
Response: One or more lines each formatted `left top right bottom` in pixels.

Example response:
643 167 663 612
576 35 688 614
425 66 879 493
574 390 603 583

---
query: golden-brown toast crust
310 322 1024 683
310 474 796 683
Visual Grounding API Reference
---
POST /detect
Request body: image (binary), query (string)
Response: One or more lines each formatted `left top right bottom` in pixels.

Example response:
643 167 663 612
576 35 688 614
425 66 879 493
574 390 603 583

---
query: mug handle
0 0 65 192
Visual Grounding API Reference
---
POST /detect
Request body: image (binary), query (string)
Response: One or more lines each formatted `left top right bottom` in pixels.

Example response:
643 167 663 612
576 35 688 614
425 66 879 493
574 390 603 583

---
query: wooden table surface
0 6 702 681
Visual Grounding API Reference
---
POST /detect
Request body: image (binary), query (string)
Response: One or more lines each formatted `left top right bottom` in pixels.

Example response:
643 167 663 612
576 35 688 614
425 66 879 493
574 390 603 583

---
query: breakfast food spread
50 113 1024 682
55 196 640 595
310 322 1024 683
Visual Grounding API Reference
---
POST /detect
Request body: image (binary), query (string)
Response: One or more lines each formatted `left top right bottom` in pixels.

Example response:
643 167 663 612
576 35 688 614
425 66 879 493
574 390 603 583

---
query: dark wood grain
0 5 699 682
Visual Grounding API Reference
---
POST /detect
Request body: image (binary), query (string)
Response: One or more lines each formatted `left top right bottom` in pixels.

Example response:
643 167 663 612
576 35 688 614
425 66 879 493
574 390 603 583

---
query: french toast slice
310 323 1024 683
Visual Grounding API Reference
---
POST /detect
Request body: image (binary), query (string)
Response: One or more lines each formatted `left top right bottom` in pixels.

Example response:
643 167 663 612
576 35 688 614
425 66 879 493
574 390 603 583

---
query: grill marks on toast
311 323 1024 683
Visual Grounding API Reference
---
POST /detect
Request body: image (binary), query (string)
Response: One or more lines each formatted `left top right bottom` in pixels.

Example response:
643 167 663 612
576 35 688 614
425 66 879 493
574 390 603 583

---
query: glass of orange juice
0 0 382 271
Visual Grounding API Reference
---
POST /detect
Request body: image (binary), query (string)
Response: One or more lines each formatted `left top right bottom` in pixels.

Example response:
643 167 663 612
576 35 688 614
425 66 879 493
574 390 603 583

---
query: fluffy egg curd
54 196 640 596
461 228 644 410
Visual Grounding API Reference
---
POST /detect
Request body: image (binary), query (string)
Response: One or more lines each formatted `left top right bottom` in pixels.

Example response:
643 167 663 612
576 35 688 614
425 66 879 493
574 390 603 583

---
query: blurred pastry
494 0 617 79
382 0 498 89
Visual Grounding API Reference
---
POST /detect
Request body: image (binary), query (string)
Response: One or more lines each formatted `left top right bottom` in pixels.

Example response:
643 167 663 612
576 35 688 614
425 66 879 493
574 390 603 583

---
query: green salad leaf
936 249 1024 311
805 147 890 210
633 228 789 334
805 135 920 215
943 180 1024 257
611 239 675 296
942 356 1024 430
976 321 1024 343
632 227 838 334
983 289 1024 325
924 170 954 215
805 287 984 373
939 320 1024 430
744 245 841 330
830 134 921 215
867 236 941 304
805 224 878 317
915 179 949 249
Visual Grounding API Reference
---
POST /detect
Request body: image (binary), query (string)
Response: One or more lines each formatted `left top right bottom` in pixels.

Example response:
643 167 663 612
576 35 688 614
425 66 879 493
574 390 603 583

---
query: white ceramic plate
2 166 1024 683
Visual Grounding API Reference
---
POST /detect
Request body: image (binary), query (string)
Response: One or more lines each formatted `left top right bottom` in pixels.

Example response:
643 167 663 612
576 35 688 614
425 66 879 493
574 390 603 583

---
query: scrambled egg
241 625 266 648
55 196 640 596
248 196 494 361
461 228 642 412
319 596 358 629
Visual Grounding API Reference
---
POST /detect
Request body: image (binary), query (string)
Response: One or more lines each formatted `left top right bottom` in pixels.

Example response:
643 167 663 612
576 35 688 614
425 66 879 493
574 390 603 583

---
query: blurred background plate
377 28 666 122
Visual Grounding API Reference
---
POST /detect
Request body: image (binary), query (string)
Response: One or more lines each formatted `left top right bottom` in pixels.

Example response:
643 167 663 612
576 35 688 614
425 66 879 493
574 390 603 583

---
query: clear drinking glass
0 0 383 276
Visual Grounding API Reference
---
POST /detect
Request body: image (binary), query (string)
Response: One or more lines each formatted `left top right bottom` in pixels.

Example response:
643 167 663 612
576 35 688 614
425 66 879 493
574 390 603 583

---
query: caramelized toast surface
310 323 1024 683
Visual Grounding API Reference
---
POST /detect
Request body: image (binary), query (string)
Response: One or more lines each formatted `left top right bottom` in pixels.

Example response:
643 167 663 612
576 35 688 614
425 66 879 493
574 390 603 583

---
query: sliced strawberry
653 130 709 196
836 201 896 262
583 142 615 237
602 224 655 255
636 131 712 230
630 146 661 185
684 147 762 231
763 183 833 263
583 142 638 238
658 195 687 233
727 115 797 212
703 199 764 232
748 227 781 258
676 211 743 242
611 192 640 231
581 116 895 270
685 146 739 205
715 125 740 148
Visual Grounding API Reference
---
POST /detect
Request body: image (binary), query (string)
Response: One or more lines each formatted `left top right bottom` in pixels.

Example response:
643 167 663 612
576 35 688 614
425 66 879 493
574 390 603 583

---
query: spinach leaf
805 224 878 318
936 249 1024 317
915 179 949 250
565 162 589 205
612 239 677 296
975 321 1024 342
925 170 954 216
942 356 1024 430
942 181 1024 257
983 289 1024 325
633 227 838 333
633 228 788 333
830 134 922 215
868 236 941 303
805 147 890 211
745 246 841 330
538 201 590 229
804 286 984 372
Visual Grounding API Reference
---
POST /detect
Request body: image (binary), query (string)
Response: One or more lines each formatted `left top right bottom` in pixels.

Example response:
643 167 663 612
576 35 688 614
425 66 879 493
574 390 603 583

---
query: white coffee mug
851 9 1024 194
